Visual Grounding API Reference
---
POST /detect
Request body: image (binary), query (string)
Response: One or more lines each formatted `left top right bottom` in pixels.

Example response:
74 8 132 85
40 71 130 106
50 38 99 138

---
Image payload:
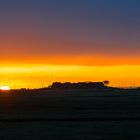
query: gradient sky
0 0 140 88
0 0 139 65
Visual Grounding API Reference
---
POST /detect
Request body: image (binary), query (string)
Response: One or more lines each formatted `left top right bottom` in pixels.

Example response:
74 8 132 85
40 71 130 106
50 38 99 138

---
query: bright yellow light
0 64 140 89
0 86 10 91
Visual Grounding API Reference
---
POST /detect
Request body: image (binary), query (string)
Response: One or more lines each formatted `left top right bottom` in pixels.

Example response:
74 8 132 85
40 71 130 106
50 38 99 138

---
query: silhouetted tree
103 81 109 86
51 82 62 89
50 81 108 89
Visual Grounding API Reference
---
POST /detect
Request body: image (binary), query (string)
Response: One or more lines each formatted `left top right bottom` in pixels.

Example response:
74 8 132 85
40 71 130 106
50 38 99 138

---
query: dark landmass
48 81 109 89
0 83 140 139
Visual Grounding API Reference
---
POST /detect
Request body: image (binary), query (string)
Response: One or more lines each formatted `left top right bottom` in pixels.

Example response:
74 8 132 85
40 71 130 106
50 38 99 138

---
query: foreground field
0 89 140 139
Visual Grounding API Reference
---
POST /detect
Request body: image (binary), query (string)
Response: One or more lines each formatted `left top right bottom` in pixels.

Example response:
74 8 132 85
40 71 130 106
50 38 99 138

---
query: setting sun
0 86 10 91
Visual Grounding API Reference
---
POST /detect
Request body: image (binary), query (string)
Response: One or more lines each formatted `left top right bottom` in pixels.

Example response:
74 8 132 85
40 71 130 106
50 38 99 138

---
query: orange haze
0 64 140 89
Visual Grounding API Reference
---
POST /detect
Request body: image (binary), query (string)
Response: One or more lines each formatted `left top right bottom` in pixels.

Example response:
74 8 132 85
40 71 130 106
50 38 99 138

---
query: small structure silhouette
50 81 108 90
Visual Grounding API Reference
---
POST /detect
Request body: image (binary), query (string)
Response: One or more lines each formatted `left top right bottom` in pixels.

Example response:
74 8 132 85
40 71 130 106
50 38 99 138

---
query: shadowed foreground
0 89 140 140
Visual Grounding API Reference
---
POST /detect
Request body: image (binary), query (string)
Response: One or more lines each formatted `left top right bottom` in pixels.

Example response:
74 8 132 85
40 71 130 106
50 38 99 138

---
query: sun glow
0 86 10 91
0 64 140 89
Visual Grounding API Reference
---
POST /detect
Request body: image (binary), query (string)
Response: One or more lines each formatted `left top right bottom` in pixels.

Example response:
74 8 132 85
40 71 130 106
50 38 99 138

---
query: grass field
0 89 140 139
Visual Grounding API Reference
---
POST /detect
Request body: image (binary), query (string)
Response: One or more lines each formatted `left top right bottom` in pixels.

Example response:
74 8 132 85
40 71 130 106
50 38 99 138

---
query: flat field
0 89 140 140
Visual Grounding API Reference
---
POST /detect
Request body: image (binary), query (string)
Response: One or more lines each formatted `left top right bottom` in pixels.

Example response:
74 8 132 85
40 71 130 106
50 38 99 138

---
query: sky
0 0 140 88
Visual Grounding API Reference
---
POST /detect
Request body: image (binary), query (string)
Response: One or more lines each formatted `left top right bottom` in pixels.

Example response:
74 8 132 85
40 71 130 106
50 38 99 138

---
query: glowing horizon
0 64 140 89
0 0 140 89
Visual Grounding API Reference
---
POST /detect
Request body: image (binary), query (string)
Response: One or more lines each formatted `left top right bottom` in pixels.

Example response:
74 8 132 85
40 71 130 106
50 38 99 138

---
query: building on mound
50 81 109 90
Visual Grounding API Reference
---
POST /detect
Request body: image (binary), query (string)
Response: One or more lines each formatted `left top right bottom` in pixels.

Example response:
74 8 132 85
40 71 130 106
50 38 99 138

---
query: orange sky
0 64 140 89
0 33 140 89
0 0 140 88
0 37 140 89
